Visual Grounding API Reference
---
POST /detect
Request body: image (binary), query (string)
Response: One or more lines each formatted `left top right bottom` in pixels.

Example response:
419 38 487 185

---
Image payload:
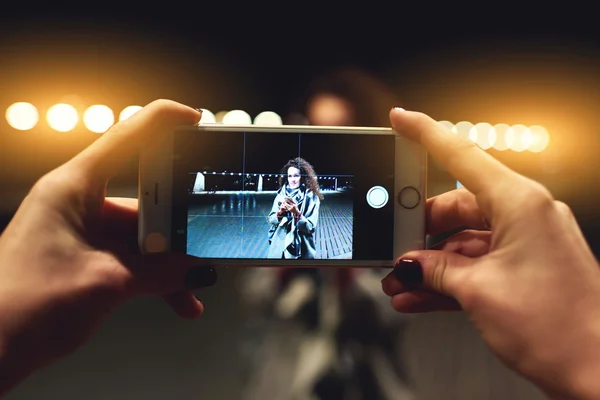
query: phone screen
170 128 395 261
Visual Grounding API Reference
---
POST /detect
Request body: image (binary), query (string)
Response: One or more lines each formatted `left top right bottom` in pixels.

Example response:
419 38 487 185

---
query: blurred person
241 68 415 400
267 157 323 260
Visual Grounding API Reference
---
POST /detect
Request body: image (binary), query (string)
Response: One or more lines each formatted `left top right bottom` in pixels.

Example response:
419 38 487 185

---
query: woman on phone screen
267 157 323 259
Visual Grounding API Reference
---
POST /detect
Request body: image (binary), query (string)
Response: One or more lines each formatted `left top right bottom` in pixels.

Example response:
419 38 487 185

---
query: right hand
382 107 600 399
277 202 288 216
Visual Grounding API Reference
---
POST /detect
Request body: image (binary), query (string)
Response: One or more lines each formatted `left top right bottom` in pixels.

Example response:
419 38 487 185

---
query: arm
542 320 600 400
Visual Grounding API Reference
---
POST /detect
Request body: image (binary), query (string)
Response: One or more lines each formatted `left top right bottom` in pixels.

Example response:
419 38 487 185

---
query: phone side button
398 186 421 209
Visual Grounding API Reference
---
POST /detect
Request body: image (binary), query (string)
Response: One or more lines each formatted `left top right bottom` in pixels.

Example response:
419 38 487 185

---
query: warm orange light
119 105 143 121
5 102 39 130
47 104 78 132
83 104 114 133
527 126 550 153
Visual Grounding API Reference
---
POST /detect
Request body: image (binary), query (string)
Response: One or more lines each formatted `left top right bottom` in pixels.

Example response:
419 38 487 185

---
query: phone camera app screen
171 129 394 261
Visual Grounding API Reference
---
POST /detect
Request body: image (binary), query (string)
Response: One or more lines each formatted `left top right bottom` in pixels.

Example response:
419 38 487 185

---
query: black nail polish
184 267 217 289
393 259 423 285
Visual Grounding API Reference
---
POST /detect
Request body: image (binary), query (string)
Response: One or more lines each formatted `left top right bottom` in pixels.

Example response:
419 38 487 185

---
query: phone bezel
138 124 426 267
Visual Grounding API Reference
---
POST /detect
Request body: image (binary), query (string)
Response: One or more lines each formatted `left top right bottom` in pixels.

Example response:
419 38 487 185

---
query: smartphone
138 124 426 267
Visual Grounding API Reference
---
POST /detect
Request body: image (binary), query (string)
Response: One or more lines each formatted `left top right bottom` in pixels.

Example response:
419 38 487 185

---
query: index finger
71 99 201 182
389 108 522 218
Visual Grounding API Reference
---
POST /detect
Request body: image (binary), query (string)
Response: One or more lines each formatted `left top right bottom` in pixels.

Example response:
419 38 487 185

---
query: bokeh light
527 125 550 153
454 121 474 138
46 103 79 132
199 109 217 124
83 105 114 133
473 122 494 149
254 111 282 125
5 102 39 130
222 109 252 124
508 124 529 152
119 105 143 121
437 120 455 132
492 123 511 151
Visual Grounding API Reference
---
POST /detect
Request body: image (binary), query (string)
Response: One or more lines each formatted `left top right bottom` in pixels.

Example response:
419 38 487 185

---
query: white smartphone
138 124 426 267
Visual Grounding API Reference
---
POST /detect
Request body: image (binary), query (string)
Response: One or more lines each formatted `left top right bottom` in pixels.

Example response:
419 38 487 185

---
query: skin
382 107 600 400
1 101 599 399
277 167 301 217
287 167 301 189
0 100 211 396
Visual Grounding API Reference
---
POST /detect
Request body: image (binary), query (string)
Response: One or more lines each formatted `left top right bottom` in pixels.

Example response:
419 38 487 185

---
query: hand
0 100 217 394
382 108 600 399
277 202 288 216
284 198 299 216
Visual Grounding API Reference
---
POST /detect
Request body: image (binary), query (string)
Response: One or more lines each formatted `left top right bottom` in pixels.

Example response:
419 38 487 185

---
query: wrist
557 357 600 400
537 319 600 400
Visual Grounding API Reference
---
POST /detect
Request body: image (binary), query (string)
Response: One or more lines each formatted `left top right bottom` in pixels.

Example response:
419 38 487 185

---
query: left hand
0 100 216 393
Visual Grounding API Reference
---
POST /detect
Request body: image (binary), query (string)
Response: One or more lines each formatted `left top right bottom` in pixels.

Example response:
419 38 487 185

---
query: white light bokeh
492 123 511 151
254 111 282 125
508 124 529 152
527 125 550 153
435 120 549 152
437 120 455 132
83 105 115 133
468 126 478 143
454 121 474 138
473 122 494 149
199 109 217 124
222 109 252 124
5 102 39 130
119 105 143 121
47 104 79 132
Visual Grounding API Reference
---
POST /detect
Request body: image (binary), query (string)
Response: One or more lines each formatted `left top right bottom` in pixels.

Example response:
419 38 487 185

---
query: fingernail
194 108 204 125
393 259 423 285
185 267 217 289
392 106 405 112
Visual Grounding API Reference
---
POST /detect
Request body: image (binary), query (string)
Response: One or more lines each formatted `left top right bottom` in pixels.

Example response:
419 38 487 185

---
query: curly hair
278 157 323 200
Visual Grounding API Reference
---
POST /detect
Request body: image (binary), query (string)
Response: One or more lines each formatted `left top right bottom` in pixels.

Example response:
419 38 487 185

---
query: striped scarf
280 184 306 258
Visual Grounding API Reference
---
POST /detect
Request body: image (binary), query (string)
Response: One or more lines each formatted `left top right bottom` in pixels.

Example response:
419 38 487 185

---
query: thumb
393 250 475 299
126 253 217 296
71 100 201 183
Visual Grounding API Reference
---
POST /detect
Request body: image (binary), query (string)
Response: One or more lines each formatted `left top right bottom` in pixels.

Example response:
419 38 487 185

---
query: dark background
1 4 600 399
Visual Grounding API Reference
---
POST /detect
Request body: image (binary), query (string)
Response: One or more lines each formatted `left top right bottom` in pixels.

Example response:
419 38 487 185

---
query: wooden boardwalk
187 191 353 259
